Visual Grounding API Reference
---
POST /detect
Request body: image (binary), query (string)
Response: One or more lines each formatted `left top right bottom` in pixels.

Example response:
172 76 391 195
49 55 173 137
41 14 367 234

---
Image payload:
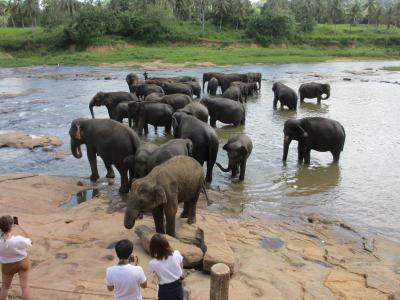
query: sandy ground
1 174 399 300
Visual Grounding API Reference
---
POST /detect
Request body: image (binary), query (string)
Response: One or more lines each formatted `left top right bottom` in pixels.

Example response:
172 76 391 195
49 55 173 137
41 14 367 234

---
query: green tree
290 0 317 32
364 0 377 26
212 0 230 30
327 0 344 31
230 0 251 30
347 0 362 32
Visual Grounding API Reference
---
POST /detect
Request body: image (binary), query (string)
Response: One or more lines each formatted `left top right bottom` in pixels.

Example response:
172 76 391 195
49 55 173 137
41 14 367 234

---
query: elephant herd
69 70 345 237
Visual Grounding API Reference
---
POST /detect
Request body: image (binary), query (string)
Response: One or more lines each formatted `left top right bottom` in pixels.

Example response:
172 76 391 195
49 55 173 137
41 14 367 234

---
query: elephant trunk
89 99 95 118
70 138 82 159
216 162 231 173
124 207 140 229
283 135 292 161
322 90 330 100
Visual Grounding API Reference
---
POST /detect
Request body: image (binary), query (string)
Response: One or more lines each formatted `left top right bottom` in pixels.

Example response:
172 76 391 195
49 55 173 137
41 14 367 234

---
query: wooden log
210 263 230 300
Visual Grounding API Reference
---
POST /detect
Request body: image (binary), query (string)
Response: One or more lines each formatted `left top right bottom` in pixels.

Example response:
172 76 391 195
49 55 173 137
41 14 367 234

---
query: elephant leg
187 188 200 225
87 148 99 182
304 149 311 164
232 165 238 177
210 116 217 128
300 95 305 103
154 126 158 132
317 96 321 104
128 117 132 128
332 150 341 163
104 162 115 179
205 160 214 183
273 97 278 109
180 202 189 218
116 165 130 194
137 118 145 135
152 206 165 234
165 121 171 134
144 123 149 135
165 211 176 237
298 145 304 163
239 160 247 181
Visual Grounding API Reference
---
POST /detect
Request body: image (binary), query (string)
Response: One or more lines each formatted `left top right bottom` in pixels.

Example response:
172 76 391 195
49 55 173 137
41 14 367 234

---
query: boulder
134 225 203 268
0 132 62 149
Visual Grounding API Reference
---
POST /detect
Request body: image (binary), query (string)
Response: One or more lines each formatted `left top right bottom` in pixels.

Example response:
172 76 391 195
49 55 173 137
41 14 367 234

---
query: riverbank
1 173 399 300
1 45 400 68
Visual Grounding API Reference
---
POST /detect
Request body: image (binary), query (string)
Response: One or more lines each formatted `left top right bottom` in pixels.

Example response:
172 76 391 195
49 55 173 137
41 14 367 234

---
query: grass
382 66 400 71
0 24 400 67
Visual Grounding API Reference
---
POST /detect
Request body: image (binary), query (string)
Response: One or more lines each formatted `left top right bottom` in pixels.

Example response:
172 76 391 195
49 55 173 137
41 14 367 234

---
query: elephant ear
155 186 167 205
105 94 113 106
186 139 193 156
75 123 82 140
222 143 229 151
297 125 308 138
172 116 179 137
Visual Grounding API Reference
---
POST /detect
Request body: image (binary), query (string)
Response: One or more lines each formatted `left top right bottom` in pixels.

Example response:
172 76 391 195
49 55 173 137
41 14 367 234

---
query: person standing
149 234 184 300
0 215 32 300
106 239 147 300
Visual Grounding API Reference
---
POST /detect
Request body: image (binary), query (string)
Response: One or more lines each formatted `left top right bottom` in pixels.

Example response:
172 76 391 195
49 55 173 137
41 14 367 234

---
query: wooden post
210 263 230 300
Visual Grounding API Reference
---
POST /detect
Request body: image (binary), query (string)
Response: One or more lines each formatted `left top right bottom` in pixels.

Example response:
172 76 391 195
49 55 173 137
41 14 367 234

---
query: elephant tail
202 181 212 205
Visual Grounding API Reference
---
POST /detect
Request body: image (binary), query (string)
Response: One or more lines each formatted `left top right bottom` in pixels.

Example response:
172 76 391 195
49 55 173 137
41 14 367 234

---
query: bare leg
19 270 30 300
0 273 14 300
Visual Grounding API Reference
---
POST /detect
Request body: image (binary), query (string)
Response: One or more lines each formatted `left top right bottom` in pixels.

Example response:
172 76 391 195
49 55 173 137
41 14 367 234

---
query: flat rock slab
135 225 204 268
0 132 62 149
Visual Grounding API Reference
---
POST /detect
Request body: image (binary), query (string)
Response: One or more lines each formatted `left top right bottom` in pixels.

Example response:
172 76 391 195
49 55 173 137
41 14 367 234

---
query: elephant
299 83 331 104
246 72 262 90
144 73 196 83
223 85 244 102
159 94 192 111
207 77 219 95
145 92 164 102
272 82 298 110
128 101 173 135
172 112 219 183
69 118 140 193
200 97 245 127
218 73 249 94
132 84 164 99
89 92 138 119
160 82 192 97
202 72 225 91
114 102 133 127
124 156 206 237
183 81 201 98
126 73 140 93
124 143 159 179
216 134 253 181
282 117 346 164
146 139 193 176
177 102 209 123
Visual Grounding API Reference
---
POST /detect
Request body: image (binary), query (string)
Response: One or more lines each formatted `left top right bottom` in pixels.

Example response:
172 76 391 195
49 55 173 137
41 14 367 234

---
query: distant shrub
246 11 296 45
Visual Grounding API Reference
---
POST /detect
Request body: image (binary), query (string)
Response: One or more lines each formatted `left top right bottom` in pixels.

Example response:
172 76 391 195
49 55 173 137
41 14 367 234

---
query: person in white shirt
106 239 147 300
149 234 183 300
0 215 32 300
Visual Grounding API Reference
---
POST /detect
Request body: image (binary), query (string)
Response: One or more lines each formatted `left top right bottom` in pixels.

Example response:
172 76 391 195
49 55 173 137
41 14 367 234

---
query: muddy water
1 61 400 240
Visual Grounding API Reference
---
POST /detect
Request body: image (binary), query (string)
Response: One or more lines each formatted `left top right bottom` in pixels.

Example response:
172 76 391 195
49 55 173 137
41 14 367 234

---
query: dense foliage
0 0 400 48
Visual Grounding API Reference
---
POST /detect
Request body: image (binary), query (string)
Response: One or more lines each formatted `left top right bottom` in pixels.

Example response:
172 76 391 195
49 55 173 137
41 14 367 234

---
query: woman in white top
0 215 32 300
149 234 183 300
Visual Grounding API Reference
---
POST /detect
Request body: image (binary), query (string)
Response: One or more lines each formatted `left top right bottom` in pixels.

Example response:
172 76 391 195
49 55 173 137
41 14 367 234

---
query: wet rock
135 225 203 268
201 221 235 274
0 89 38 100
0 107 16 114
260 237 284 250
55 253 68 259
53 149 71 160
104 76 113 80
76 181 84 186
0 132 62 149
65 219 73 224
343 78 352 81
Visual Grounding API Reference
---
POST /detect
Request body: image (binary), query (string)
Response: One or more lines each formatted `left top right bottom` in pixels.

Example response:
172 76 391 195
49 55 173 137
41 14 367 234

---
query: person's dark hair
0 215 13 236
149 234 173 260
115 239 133 260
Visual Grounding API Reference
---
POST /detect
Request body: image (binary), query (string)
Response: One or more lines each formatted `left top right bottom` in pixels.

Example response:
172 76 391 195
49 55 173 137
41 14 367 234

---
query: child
106 239 147 300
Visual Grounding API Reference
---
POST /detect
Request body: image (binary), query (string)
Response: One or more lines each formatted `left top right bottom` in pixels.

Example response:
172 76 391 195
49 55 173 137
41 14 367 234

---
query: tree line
0 0 400 46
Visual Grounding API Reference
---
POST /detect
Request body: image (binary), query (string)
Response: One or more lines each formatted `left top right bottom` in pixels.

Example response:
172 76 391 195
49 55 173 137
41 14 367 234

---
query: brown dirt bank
0 174 399 299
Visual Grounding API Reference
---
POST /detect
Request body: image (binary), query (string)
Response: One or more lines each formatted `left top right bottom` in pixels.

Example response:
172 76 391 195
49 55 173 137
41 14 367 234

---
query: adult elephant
128 101 173 135
89 92 138 119
299 83 330 104
114 102 133 127
144 92 164 102
202 72 224 92
219 73 249 94
200 97 245 127
172 112 219 183
283 117 346 164
207 77 219 95
159 94 192 111
247 72 262 90
178 102 209 123
272 82 298 110
216 134 253 181
223 85 244 102
126 73 140 93
69 118 140 193
124 143 159 179
183 81 201 98
124 156 205 237
132 84 164 99
160 82 192 97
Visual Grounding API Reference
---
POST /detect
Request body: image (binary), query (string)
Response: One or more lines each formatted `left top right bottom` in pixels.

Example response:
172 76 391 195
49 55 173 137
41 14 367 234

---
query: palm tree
327 0 344 32
364 0 377 27
348 0 362 32
213 0 230 31
24 0 39 26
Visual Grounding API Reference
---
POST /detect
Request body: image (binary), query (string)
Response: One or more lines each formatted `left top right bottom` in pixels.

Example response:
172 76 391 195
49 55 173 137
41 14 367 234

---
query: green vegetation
382 66 400 71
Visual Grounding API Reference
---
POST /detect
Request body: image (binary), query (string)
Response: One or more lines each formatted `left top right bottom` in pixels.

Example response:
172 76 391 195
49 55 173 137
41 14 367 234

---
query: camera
13 216 18 225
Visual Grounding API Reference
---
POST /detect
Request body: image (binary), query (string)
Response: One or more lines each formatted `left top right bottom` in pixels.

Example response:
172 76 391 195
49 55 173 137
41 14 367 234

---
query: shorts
158 279 183 300
1 257 31 276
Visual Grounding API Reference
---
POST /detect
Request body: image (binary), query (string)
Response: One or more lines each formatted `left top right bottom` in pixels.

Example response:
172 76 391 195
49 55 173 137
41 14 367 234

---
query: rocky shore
0 174 399 300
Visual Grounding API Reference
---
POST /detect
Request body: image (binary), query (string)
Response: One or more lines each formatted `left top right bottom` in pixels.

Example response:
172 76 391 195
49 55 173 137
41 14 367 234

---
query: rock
0 132 62 149
0 107 16 114
65 219 74 224
102 255 114 261
76 181 84 186
55 253 68 259
200 221 235 274
53 149 71 160
343 78 352 81
104 76 112 80
134 225 203 268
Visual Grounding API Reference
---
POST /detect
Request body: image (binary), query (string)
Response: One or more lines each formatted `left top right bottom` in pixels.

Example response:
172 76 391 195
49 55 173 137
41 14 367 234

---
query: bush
246 10 296 45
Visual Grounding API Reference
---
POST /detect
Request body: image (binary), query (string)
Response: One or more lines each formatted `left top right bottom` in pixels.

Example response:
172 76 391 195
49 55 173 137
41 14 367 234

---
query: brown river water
0 61 399 241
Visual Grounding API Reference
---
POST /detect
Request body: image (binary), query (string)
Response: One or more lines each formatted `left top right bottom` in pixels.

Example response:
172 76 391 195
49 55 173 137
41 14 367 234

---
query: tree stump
210 263 230 300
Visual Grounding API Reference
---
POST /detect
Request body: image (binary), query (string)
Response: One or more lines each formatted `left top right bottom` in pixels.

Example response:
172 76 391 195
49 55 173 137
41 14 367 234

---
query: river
1 61 400 241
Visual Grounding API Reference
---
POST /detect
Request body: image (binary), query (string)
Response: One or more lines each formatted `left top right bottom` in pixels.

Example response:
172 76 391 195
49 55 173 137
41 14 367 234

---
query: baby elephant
124 156 205 237
299 82 330 104
216 134 253 181
272 82 298 110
